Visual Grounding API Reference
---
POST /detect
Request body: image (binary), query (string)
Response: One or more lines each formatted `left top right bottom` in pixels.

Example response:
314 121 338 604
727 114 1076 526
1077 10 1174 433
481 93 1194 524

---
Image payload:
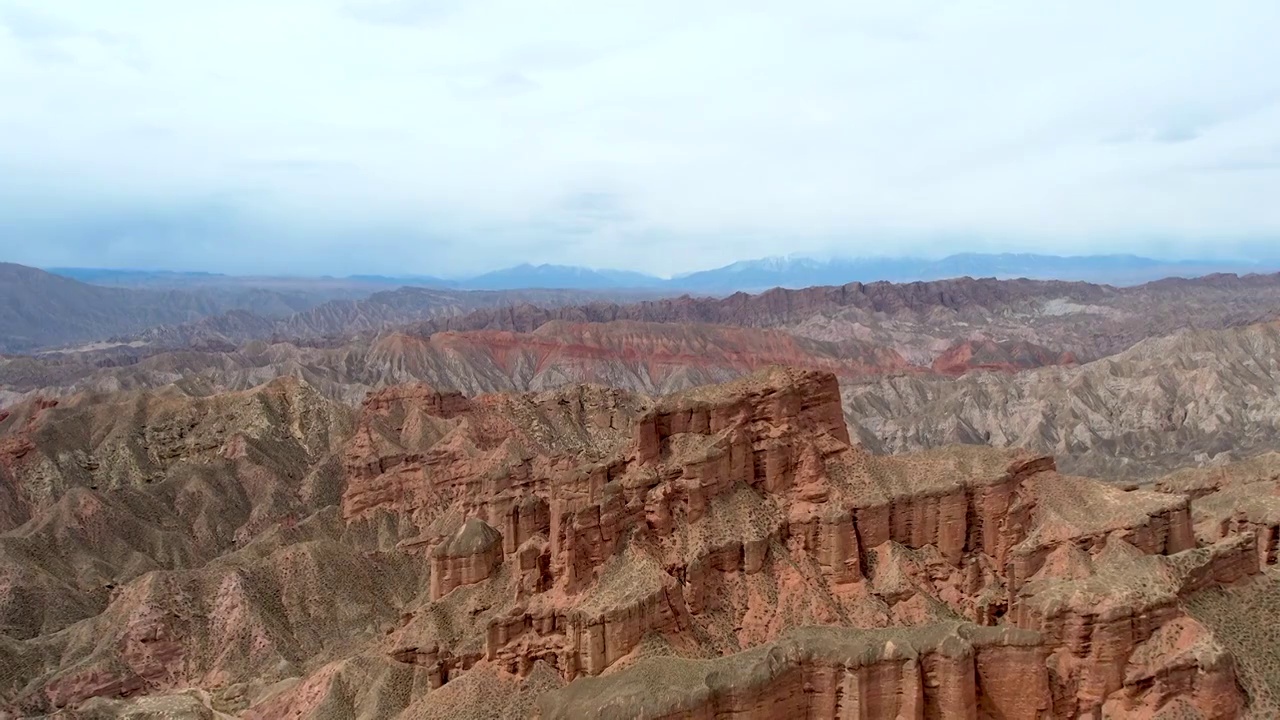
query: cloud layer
2 0 1279 275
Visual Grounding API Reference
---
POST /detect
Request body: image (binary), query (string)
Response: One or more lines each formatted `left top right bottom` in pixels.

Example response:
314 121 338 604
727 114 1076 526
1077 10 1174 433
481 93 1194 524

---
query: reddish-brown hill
844 320 1280 480
931 339 1078 375
402 277 1115 336
415 319 916 383
1 320 1076 411
3 369 1277 717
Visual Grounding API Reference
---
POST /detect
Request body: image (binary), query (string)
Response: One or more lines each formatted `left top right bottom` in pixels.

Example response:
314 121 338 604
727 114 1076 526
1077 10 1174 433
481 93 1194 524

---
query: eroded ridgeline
341 367 1268 719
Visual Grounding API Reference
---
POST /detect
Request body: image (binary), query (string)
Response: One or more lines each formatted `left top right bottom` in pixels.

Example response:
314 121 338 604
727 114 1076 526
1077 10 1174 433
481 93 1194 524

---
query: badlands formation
9 273 1280 485
1 367 1278 718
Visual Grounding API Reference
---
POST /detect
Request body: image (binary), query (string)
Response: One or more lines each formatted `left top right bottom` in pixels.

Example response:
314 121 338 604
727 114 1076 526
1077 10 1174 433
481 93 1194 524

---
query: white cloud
1 0 1279 275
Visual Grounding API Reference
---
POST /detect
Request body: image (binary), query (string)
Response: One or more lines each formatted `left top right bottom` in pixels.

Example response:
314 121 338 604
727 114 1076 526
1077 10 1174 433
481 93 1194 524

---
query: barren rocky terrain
100 272 1280 362
0 264 672 355
1 368 1277 718
5 269 1280 717
843 320 1280 479
6 305 1280 481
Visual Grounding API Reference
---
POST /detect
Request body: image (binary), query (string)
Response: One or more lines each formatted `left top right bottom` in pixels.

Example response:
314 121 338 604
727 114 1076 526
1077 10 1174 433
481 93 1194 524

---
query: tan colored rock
430 518 504 600
534 623 1049 720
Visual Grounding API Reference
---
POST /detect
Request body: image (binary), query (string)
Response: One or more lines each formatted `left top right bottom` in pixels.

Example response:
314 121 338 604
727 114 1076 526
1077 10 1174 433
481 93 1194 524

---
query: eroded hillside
1 369 1277 718
843 321 1280 479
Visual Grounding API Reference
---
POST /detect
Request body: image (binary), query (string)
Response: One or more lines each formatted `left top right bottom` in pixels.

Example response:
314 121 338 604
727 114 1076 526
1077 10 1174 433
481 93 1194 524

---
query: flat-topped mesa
838 452 1054 574
633 366 850 467
1154 455 1280 569
546 368 860 591
361 382 471 419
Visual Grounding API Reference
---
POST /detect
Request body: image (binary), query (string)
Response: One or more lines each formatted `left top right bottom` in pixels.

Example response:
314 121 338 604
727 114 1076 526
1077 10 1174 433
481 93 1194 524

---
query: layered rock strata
4 367 1278 717
430 517 505 600
536 623 1049 720
336 368 1264 717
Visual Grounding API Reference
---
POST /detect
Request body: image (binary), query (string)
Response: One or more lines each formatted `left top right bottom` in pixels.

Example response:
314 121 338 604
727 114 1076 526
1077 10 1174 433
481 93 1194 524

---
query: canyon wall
337 367 1267 718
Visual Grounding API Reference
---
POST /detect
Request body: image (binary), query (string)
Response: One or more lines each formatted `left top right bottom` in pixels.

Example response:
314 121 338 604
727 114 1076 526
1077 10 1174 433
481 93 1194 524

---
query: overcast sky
2 1 1279 277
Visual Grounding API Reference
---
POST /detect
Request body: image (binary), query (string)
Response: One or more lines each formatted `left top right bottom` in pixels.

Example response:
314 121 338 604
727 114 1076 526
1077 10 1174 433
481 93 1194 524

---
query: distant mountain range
0 264 667 354
50 253 1280 294
668 253 1280 292
13 253 1278 354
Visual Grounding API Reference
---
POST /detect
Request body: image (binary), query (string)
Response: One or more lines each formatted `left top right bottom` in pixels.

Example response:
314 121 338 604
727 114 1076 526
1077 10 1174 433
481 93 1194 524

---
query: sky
1 0 1279 277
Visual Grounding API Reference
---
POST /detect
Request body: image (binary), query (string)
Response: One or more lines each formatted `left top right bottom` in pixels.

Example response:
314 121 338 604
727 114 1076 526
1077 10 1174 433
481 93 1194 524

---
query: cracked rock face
1 367 1278 718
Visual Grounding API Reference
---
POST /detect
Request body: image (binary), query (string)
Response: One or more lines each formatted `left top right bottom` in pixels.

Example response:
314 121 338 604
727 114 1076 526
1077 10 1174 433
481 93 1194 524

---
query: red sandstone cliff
931 339 1078 376
331 367 1264 718
3 368 1276 717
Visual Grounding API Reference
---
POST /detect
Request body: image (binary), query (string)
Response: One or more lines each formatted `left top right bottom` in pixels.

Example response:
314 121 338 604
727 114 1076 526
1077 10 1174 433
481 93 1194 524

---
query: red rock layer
535 624 1051 720
931 339 1078 375
9 368 1280 718
1007 536 1257 718
435 320 915 380
338 367 1262 717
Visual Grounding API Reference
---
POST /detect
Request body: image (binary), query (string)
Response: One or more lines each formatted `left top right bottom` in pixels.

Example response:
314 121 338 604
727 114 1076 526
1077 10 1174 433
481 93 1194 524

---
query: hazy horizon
32 250 1280 286
3 1 1279 276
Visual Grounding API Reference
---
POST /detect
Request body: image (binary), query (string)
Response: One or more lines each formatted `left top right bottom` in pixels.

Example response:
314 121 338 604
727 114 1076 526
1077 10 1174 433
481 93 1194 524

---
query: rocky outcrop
1005 471 1197 591
337 368 1270 716
8 368 1280 717
431 518 504 600
1007 534 1261 717
1152 455 1280 573
362 382 471 419
1102 617 1243 720
535 623 1050 720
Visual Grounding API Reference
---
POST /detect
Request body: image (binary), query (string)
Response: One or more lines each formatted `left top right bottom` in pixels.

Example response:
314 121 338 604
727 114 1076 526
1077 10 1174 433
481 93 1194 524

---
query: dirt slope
843 321 1280 479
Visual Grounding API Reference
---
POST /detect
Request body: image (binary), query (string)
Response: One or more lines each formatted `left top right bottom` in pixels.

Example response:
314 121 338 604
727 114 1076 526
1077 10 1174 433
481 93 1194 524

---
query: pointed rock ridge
430 517 504 600
433 517 504 559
